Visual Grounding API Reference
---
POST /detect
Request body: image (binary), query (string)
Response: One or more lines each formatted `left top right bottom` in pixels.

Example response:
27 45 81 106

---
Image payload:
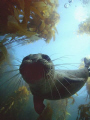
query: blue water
0 0 90 120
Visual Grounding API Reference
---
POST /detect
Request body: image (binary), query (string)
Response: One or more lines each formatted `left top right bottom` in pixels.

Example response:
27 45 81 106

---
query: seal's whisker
50 54 74 58
0 73 21 105
46 73 53 99
21 77 24 87
0 69 19 76
57 79 72 96
55 65 72 70
64 77 71 85
52 56 73 62
14 58 22 63
12 75 23 92
24 81 29 88
10 64 20 66
54 63 80 67
0 63 20 67
0 73 20 87
49 71 61 99
0 78 22 109
0 73 20 95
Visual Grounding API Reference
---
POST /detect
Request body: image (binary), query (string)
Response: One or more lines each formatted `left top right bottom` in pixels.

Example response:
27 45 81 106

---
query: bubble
64 3 70 8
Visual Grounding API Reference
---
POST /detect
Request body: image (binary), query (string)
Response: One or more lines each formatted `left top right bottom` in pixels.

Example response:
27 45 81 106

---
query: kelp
0 0 60 43
0 86 30 120
37 97 73 120
51 99 69 120
76 102 90 120
37 103 53 120
0 42 10 65
77 17 90 35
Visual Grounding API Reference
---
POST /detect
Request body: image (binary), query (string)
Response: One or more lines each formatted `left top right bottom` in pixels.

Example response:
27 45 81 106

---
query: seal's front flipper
33 96 45 114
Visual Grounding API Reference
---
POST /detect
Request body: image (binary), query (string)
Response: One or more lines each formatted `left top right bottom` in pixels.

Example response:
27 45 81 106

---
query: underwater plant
0 86 30 120
0 42 11 65
77 17 90 35
0 0 60 43
77 102 90 120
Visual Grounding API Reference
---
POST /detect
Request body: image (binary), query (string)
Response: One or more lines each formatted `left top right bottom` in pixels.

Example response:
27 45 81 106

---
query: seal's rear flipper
84 57 90 68
88 68 90 77
33 96 45 114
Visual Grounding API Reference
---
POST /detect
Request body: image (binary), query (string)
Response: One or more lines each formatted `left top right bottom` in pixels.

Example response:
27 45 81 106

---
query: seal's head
19 54 54 84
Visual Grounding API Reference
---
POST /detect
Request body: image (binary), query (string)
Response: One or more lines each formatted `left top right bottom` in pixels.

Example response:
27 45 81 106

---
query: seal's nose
22 54 42 63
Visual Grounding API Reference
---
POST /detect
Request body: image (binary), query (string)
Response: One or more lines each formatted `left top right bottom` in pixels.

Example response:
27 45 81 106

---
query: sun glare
74 6 88 22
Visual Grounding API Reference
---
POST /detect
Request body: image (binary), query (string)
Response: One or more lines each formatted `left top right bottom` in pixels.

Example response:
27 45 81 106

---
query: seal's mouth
19 54 54 84
20 60 46 84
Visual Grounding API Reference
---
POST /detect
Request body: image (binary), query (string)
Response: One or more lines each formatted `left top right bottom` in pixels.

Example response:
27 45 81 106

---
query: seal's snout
19 54 53 84
20 61 45 84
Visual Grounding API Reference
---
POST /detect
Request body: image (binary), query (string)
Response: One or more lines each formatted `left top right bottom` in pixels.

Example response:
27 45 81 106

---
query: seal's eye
42 54 51 61
23 56 30 61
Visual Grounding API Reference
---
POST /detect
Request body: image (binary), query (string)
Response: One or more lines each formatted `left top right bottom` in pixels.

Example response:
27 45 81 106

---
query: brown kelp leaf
21 0 31 25
52 30 55 41
53 26 58 34
0 86 30 119
17 29 36 37
42 30 48 35
39 20 45 32
14 7 20 22
32 1 47 8
78 17 90 35
17 0 24 11
37 6 48 13
7 22 22 33
0 42 8 65
30 6 44 19
69 96 75 105
0 0 60 43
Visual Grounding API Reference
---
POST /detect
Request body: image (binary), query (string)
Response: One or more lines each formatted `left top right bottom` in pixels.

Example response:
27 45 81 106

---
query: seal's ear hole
42 54 51 61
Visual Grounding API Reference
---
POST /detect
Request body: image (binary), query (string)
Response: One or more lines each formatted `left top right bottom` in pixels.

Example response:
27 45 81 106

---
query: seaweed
0 86 30 120
0 0 60 43
77 17 90 35
77 102 90 120
0 42 10 65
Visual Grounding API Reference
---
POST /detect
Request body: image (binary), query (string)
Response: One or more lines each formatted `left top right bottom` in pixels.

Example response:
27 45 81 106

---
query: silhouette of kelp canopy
0 0 60 43
77 17 90 35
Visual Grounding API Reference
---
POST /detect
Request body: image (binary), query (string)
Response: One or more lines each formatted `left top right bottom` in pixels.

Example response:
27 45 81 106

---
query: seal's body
19 54 90 114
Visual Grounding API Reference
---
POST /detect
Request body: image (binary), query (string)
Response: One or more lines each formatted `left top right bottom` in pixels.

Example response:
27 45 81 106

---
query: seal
19 53 90 114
